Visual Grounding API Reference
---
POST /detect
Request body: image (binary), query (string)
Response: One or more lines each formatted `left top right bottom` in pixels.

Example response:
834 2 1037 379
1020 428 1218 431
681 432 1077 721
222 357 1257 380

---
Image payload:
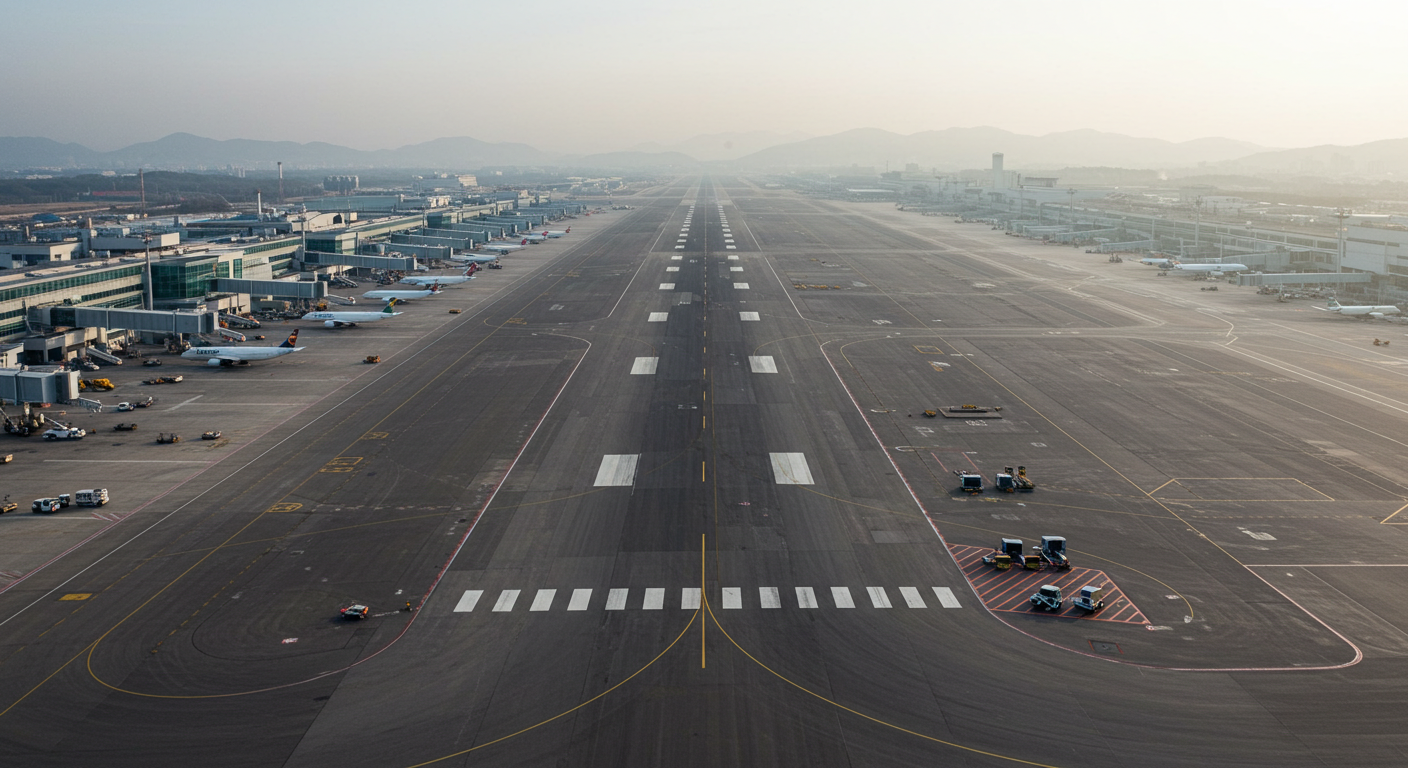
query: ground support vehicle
42 427 85 440
1072 585 1105 612
1038 536 1070 569
75 489 109 506
113 423 138 431
955 470 983 493
31 498 62 514
365 355 380 364
157 433 181 444
202 431 221 440
1030 584 1063 611
340 604 370 620
983 538 1025 569
0 501 17 514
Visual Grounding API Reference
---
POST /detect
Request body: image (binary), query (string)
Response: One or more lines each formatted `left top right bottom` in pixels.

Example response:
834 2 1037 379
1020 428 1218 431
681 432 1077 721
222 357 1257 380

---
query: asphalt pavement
1 177 1407 767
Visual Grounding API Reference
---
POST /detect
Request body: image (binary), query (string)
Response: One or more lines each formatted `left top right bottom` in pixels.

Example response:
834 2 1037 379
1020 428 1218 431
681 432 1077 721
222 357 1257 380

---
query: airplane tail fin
565 227 570 234
383 299 398 314
520 238 528 245
280 329 300 348
467 263 478 276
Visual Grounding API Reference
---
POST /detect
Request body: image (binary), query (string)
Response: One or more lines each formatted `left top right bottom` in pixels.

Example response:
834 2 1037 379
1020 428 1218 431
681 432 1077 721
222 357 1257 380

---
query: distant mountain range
3 128 1405 176
629 131 813 162
728 127 1273 170
0 133 564 172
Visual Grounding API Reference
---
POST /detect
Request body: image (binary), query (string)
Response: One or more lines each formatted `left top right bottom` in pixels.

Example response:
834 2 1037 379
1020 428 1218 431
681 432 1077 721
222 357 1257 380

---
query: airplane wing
205 354 248 364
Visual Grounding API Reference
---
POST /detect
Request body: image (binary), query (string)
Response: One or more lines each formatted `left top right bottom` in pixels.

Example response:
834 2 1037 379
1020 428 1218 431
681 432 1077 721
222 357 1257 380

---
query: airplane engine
207 359 223 367
325 320 337 328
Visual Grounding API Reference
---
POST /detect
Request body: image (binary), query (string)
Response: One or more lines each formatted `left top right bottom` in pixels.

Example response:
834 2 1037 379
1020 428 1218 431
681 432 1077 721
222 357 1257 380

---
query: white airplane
182 329 304 367
401 264 478 286
449 253 501 265
1316 299 1402 317
363 284 443 303
481 239 529 255
543 227 570 238
303 299 403 328
1140 257 1174 267
1172 262 1249 273
521 233 546 244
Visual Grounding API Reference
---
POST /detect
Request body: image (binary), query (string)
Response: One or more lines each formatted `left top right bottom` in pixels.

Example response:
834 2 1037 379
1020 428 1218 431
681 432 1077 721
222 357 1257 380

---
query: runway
2 176 1407 766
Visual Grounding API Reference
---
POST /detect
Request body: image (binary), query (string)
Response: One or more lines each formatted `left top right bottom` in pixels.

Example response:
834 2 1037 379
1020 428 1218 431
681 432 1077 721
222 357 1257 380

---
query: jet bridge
215 278 328 300
28 306 217 336
297 252 417 272
1236 272 1373 287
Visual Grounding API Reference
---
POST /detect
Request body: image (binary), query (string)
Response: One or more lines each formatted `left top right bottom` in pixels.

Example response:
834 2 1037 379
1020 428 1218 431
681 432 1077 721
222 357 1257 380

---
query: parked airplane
181 329 304 366
543 228 570 238
1172 262 1249 273
481 239 529 255
521 233 546 243
400 264 478 286
302 299 403 328
1140 257 1174 267
1316 299 1402 317
362 284 443 303
449 253 501 265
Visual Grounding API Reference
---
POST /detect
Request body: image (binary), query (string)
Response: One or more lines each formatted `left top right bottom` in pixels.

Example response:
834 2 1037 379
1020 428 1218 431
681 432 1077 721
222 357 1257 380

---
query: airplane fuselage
1174 263 1248 273
363 289 437 302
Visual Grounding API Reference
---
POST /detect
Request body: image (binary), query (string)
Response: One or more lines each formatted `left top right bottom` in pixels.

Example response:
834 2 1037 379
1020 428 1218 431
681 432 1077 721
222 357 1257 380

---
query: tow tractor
1029 584 1063 612
1072 585 1105 612
995 466 1036 492
982 538 1024 570
1037 535 1070 569
955 470 984 494
981 538 1042 570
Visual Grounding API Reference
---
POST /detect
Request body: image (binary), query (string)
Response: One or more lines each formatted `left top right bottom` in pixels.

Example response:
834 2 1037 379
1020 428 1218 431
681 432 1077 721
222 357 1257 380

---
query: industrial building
0 193 584 366
881 152 1408 297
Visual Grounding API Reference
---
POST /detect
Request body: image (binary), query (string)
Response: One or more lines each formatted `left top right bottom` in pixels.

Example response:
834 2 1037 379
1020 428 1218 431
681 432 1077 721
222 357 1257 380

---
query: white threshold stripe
660 283 675 290
722 587 742 609
731 266 743 271
867 587 892 608
749 356 777 373
606 588 628 610
568 589 592 611
932 587 962 608
728 255 739 260
643 588 664 610
760 586 781 609
666 266 679 272
831 586 855 608
770 452 815 484
492 589 520 612
631 357 658 375
593 454 639 486
671 255 683 260
682 587 700 609
733 282 748 289
648 312 668 322
899 586 927 608
453 590 483 612
796 586 818 608
530 589 556 611
740 312 760 321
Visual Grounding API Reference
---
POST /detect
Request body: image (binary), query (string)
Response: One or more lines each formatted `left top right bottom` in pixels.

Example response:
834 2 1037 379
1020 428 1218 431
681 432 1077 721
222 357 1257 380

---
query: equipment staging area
0 177 1406 767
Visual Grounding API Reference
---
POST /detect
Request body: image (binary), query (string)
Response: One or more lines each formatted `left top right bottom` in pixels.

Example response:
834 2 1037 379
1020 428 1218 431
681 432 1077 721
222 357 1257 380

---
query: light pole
1334 207 1351 273
142 234 153 310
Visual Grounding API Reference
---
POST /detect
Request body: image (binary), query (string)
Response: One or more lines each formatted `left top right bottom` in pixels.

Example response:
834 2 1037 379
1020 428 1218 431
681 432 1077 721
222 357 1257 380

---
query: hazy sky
5 0 1404 153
